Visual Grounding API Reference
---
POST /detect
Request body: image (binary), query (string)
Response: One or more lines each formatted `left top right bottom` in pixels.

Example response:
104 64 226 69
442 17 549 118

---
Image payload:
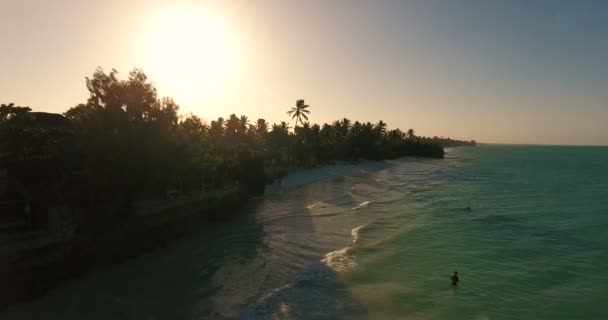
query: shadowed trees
254 118 269 144
2 67 475 226
0 109 78 228
62 68 275 217
407 128 415 139
1 103 32 123
65 69 180 208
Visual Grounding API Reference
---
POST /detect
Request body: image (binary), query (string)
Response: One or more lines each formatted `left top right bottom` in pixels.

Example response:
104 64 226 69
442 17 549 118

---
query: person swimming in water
451 271 459 286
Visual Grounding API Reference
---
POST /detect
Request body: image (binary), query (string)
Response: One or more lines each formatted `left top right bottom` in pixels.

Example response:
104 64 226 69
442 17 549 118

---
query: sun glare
144 9 237 101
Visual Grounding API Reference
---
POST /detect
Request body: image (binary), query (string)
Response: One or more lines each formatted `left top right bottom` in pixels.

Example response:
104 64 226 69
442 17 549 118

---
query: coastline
0 156 436 309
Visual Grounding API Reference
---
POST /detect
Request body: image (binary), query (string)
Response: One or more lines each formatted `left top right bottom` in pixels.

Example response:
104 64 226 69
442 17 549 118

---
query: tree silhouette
226 114 239 135
238 115 249 135
407 128 415 139
253 118 268 144
287 99 310 128
3 67 476 239
0 103 31 122
374 120 387 137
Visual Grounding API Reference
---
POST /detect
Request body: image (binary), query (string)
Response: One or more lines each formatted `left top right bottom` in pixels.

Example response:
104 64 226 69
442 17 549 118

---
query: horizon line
479 142 608 148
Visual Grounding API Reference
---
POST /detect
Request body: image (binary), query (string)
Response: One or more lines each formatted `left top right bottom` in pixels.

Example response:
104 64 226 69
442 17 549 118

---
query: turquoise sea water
3 145 608 319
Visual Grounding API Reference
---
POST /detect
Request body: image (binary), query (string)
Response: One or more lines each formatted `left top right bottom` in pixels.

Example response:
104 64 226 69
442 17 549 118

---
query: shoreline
0 156 434 310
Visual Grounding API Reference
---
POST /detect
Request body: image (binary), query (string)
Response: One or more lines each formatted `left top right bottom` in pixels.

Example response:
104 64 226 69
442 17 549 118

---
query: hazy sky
1 0 607 145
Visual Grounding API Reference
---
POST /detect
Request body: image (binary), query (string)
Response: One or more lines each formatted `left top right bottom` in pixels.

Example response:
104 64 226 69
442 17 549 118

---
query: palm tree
278 121 291 134
321 123 334 142
255 118 268 134
210 117 225 138
225 114 240 137
287 99 310 128
388 129 403 141
238 115 250 135
407 128 415 139
254 118 269 143
374 120 387 136
341 118 351 128
295 122 312 142
337 118 351 138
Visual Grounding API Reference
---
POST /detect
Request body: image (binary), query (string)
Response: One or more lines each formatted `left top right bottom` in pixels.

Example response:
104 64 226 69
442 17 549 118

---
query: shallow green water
4 145 608 319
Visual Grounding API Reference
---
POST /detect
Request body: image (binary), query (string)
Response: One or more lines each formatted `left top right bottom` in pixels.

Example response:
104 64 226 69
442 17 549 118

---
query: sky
1 0 607 145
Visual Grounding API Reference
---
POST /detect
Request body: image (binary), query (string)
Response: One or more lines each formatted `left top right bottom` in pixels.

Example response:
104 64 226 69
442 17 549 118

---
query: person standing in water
451 271 459 286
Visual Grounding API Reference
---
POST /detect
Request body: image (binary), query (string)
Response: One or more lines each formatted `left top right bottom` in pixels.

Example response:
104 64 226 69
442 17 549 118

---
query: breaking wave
321 224 367 272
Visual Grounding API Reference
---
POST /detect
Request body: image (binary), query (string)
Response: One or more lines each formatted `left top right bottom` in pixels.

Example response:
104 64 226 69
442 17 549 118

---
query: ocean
3 145 608 319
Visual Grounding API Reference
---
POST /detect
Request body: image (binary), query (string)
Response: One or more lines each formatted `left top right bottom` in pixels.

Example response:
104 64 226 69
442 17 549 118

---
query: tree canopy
1 68 475 226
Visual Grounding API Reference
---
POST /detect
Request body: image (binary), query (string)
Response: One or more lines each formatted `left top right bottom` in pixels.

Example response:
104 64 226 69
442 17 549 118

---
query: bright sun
144 9 237 101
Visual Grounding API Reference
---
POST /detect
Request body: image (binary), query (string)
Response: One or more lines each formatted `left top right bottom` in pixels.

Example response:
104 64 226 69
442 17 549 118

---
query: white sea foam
306 202 319 209
351 224 366 244
321 224 367 271
321 247 355 272
352 201 372 210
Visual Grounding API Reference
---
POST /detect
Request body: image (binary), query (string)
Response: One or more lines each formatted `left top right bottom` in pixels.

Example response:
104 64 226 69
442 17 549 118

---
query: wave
352 201 372 210
321 224 367 272
307 201 348 217
351 225 365 244
306 201 335 210
321 247 356 272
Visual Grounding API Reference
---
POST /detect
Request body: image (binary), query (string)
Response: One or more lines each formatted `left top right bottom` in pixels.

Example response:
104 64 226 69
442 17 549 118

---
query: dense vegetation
0 68 475 226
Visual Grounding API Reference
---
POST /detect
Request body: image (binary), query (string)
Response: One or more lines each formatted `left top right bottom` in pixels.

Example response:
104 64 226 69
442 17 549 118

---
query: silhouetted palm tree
238 115 249 135
278 121 291 134
374 120 387 136
407 128 415 139
287 99 310 128
210 117 225 139
255 118 268 137
336 118 351 138
388 129 404 141
252 118 268 144
226 114 240 137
